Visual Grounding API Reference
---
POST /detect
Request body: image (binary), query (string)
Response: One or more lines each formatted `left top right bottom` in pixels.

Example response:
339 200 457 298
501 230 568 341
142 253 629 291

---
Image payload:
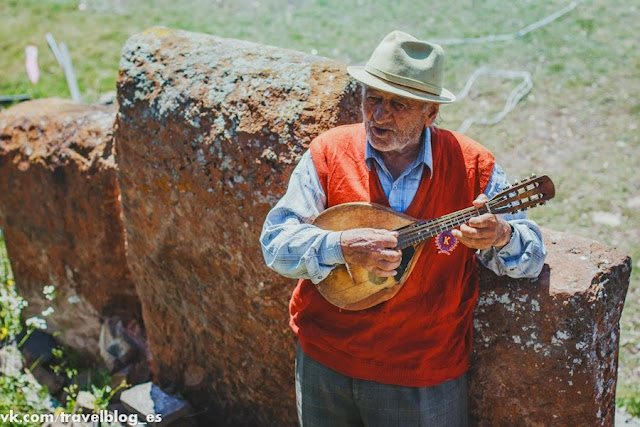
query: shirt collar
365 126 434 178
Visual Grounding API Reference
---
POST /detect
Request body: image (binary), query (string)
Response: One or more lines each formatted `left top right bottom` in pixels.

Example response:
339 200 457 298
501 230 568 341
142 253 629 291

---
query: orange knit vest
289 123 495 387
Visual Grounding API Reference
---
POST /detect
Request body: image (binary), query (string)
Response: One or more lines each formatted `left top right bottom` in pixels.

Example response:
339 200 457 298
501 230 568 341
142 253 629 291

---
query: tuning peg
540 201 546 206
504 184 511 190
512 180 519 186
530 173 537 178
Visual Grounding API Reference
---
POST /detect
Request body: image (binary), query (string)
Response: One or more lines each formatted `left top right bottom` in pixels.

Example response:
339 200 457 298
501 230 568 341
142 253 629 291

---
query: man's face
361 86 436 155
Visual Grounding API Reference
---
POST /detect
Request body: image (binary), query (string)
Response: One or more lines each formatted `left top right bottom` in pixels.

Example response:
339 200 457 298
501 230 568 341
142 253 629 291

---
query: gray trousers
295 344 468 427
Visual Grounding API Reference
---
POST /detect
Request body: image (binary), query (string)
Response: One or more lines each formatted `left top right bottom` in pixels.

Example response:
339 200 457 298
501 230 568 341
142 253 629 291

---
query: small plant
50 332 131 414
0 368 53 427
0 256 129 420
51 348 80 414
86 368 130 411
618 395 640 418
0 279 28 345
0 276 53 425
91 379 130 411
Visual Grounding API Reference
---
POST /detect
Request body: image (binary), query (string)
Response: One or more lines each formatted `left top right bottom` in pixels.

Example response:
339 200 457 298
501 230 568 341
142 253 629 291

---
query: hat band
364 65 443 97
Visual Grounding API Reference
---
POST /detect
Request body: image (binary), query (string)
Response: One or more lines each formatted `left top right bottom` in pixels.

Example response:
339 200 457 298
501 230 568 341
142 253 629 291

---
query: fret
397 196 520 249
397 205 491 249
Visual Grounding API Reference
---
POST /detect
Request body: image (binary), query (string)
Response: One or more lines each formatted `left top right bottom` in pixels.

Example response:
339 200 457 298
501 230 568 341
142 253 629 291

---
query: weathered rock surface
470 228 631 426
114 28 361 425
0 99 140 359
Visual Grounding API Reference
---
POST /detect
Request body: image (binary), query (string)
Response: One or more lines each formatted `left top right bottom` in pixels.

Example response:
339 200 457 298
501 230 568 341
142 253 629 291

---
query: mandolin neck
396 205 490 249
394 174 553 249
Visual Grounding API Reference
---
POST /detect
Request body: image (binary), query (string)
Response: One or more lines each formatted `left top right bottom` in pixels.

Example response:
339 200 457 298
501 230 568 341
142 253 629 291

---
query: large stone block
470 228 631 426
0 99 140 359
114 28 361 425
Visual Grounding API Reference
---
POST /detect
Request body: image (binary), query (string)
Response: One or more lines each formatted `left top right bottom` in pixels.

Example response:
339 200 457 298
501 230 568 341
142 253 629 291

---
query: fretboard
396 205 490 249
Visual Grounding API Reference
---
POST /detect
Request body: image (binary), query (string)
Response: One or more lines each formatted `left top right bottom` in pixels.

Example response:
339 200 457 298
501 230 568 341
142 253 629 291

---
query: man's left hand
451 194 512 250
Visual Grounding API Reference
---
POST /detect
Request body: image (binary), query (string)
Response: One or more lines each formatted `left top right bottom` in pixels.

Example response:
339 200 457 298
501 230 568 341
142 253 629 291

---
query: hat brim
347 66 456 104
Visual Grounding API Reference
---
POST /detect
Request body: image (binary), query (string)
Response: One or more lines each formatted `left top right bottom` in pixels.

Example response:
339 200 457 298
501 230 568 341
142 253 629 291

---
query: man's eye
366 96 380 103
392 101 406 110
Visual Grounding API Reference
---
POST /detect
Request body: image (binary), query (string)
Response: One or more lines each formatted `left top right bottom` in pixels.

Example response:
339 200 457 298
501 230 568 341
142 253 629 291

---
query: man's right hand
340 228 402 277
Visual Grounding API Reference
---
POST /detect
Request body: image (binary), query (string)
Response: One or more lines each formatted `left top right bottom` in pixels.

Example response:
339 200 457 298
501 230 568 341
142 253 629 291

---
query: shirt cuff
318 231 345 266
494 223 523 256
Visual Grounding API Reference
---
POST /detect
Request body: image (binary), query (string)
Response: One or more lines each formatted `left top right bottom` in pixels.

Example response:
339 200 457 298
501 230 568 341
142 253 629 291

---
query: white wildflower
41 307 55 317
43 285 56 300
25 316 47 330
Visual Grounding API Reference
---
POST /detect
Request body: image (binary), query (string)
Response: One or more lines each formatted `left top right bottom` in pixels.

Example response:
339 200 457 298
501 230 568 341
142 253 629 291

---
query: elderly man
260 30 546 426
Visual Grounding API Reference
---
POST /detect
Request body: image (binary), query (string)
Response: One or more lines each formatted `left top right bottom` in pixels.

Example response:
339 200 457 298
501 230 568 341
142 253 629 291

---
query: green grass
1 0 638 412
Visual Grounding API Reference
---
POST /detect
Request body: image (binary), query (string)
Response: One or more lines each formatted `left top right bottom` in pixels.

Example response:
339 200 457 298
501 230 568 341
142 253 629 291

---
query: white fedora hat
347 30 456 104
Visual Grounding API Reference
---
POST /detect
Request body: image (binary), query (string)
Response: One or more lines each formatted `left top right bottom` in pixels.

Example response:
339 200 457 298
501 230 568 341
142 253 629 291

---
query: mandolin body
312 203 424 310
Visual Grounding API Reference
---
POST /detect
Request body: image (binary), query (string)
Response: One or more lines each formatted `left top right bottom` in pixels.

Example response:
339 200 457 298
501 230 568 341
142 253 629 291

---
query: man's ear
425 103 440 126
429 103 440 118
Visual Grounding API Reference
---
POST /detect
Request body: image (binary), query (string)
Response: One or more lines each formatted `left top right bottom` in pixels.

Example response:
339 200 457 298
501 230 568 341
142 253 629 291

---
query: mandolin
312 174 555 311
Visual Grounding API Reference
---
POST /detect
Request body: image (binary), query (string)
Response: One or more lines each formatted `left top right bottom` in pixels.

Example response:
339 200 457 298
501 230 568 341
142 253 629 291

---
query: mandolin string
397 181 541 247
397 197 507 247
397 209 474 246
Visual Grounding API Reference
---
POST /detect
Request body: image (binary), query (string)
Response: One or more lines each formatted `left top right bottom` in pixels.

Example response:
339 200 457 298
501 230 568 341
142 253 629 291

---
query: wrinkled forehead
361 85 429 108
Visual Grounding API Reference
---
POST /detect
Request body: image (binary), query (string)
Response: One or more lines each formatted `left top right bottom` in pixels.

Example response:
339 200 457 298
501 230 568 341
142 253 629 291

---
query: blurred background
1 0 638 413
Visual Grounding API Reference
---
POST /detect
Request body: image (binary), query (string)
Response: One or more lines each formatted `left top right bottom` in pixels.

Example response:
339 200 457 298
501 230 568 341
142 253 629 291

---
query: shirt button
393 184 398 189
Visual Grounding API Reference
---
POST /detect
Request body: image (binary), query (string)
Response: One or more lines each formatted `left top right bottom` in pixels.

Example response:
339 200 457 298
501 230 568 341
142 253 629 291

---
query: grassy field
1 0 638 407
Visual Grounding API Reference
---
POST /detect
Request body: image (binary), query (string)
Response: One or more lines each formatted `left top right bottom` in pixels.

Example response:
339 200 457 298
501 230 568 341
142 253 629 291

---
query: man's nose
373 102 392 122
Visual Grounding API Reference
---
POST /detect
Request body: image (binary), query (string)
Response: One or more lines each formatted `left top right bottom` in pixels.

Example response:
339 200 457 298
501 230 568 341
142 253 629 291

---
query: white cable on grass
431 0 581 45
455 68 533 134
437 1 582 132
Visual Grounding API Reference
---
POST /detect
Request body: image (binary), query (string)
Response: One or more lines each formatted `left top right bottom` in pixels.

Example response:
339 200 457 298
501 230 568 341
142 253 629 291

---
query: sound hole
367 245 416 286
368 272 387 285
394 245 415 282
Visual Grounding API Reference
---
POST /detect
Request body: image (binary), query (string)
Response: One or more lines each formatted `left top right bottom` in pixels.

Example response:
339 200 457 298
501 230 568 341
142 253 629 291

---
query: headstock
489 174 555 215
